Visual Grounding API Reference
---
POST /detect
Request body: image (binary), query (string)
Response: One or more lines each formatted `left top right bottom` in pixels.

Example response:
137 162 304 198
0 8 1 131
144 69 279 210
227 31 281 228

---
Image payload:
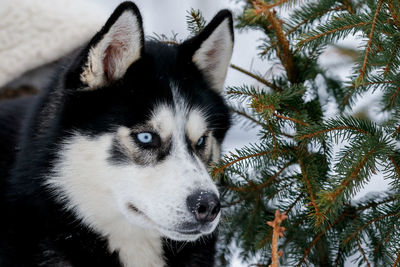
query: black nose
186 191 220 223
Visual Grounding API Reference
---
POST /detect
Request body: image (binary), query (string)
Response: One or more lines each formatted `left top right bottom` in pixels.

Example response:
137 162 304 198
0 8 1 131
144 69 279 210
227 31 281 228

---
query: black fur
0 2 232 266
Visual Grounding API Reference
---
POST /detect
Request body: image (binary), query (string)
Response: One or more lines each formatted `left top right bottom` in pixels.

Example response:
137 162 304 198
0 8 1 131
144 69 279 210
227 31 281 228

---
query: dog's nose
186 191 220 223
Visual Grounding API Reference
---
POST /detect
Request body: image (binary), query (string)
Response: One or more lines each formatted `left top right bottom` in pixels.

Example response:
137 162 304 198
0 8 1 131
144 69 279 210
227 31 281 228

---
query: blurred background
0 0 391 266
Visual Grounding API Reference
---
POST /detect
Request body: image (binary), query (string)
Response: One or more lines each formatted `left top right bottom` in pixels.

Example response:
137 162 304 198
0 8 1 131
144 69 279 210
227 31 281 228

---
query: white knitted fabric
0 0 109 87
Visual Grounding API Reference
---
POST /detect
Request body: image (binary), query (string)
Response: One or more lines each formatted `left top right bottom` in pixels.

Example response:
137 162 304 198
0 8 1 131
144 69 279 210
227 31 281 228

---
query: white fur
45 98 221 266
193 19 233 93
81 11 142 89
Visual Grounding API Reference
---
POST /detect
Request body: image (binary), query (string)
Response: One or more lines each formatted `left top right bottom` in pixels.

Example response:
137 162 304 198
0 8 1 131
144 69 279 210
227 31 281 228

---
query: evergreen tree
187 0 400 266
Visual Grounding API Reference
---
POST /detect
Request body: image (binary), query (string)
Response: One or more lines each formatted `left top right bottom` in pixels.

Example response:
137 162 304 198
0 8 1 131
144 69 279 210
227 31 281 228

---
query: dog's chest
106 225 164 267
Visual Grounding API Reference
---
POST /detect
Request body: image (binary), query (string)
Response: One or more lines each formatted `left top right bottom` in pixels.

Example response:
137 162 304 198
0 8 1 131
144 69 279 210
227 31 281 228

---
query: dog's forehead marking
150 104 207 141
186 110 207 141
149 105 175 139
148 84 208 141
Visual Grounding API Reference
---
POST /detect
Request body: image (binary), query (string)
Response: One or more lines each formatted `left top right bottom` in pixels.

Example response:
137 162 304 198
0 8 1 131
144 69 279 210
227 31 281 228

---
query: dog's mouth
126 202 213 240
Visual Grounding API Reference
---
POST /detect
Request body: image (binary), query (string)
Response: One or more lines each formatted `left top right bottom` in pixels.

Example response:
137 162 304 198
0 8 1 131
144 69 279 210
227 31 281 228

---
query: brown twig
298 196 396 266
356 196 397 212
261 5 347 56
264 0 290 9
384 41 400 75
297 125 370 140
388 1 400 30
274 112 309 126
252 1 297 83
212 150 273 176
373 226 394 254
244 194 262 238
298 22 369 48
230 64 282 92
358 0 384 82
285 6 347 36
190 10 203 32
343 213 398 244
161 40 179 45
299 159 324 226
250 97 309 127
297 212 347 266
227 164 289 192
356 237 371 267
267 210 287 267
341 0 354 14
389 155 400 179
389 86 400 107
393 124 400 138
232 108 265 127
285 193 304 214
326 147 376 201
333 246 342 267
393 248 400 267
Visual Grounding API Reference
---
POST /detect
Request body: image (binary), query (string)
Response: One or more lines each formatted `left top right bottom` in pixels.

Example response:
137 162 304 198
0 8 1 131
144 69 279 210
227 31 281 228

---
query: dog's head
47 2 233 242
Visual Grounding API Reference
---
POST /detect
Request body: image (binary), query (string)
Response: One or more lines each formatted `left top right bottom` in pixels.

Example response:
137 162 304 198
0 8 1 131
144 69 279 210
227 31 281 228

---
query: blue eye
196 136 206 147
136 132 153 144
134 132 161 148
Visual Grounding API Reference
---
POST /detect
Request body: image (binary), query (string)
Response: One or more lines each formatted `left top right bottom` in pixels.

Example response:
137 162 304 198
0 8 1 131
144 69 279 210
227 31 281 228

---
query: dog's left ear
179 10 234 93
77 2 144 90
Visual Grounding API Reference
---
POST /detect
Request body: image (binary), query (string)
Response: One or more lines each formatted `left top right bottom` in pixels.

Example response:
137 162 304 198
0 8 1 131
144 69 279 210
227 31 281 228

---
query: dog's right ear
69 2 144 90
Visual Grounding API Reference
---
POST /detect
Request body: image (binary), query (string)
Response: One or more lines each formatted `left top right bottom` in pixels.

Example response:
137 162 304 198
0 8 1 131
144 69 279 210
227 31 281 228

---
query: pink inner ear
204 38 223 71
103 39 127 82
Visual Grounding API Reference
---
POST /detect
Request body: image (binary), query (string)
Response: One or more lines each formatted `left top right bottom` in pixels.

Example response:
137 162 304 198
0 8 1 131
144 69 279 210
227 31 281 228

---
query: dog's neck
105 220 164 267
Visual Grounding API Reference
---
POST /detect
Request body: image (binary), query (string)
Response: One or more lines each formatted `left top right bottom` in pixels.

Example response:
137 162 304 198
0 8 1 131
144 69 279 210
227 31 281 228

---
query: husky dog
0 1 233 267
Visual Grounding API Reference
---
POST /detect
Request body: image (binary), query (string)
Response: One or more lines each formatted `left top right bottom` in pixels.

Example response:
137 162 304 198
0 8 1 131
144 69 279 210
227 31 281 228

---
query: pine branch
186 8 206 35
343 213 399 245
296 194 395 266
341 0 354 14
389 86 400 107
274 112 309 126
297 125 369 140
355 195 397 212
217 1 400 265
383 41 400 75
388 1 400 30
227 163 290 192
232 108 265 127
373 225 394 254
230 64 282 92
356 237 371 267
297 21 369 48
285 5 347 37
262 0 291 9
299 158 324 226
394 249 400 267
297 207 353 266
284 193 304 214
389 155 400 179
252 1 297 83
325 147 376 202
357 0 384 83
212 150 274 176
